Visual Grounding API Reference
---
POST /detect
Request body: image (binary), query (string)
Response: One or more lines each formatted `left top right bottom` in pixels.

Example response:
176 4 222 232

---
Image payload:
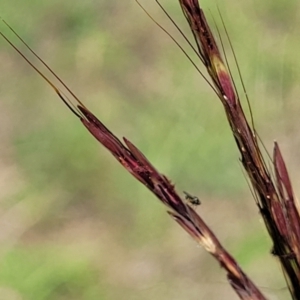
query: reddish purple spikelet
273 142 300 271
179 0 236 106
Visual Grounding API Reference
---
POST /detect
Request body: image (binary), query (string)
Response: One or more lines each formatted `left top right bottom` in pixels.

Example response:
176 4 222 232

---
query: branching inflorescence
178 1 300 298
1 0 300 299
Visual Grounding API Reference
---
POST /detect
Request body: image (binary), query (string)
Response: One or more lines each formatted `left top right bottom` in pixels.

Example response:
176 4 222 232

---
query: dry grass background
0 0 300 299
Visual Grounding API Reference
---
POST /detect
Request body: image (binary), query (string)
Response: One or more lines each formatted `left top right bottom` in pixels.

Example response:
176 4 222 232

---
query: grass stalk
1 0 299 299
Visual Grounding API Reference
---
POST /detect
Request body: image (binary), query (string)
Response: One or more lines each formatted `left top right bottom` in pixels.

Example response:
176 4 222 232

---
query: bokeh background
0 0 299 299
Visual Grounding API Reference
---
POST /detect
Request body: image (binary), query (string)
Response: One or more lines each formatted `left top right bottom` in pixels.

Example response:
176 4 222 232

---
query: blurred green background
0 0 299 299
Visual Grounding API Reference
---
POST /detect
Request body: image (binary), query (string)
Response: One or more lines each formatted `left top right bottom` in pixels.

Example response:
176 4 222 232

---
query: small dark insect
183 191 201 207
